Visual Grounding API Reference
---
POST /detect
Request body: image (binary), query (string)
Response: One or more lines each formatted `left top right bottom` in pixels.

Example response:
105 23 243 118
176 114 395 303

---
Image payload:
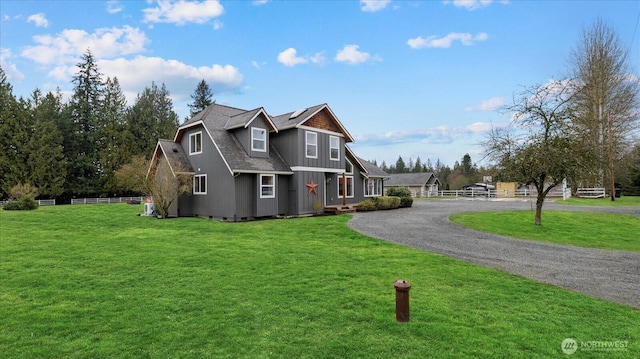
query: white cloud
212 20 223 30
98 56 243 94
0 48 25 81
465 97 506 111
143 0 224 25
335 44 379 64
277 48 307 67
360 0 391 12
445 0 508 11
107 1 124 14
21 26 148 65
407 32 488 49
27 13 49 28
252 0 270 5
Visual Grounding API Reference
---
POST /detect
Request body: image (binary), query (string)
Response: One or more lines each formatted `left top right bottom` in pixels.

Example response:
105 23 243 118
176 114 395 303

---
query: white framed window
260 174 275 198
365 178 383 197
345 159 353 174
189 132 202 155
252 127 266 152
194 174 207 194
338 176 354 198
306 131 317 158
330 136 340 161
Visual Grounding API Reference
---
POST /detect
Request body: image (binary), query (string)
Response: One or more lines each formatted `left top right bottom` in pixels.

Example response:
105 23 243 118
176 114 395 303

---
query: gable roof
345 146 389 179
386 172 440 186
149 139 195 177
224 107 278 132
176 104 292 176
271 103 355 142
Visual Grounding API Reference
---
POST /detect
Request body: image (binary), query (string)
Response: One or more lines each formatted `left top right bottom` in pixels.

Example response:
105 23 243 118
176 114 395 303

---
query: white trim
251 127 267 152
193 174 207 195
305 131 318 159
364 178 383 197
189 132 203 155
259 174 275 198
298 125 345 138
290 166 345 174
338 175 354 198
329 135 340 161
345 158 353 174
234 170 293 175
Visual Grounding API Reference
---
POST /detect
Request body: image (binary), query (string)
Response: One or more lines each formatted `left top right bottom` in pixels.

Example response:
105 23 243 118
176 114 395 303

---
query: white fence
70 197 144 205
575 188 606 198
437 188 571 199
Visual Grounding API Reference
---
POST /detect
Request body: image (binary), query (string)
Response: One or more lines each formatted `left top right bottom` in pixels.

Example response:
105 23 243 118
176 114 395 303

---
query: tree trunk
535 198 543 225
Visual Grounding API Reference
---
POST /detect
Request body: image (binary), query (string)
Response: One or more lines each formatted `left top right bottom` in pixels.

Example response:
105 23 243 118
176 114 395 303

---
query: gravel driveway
347 199 640 309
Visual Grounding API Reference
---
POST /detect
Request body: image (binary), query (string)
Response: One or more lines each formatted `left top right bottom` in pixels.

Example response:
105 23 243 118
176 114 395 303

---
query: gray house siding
292 171 325 214
179 125 236 219
270 130 299 166
234 116 270 159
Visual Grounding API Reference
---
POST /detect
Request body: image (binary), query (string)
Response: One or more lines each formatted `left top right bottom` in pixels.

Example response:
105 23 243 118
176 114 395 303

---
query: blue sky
1 0 639 167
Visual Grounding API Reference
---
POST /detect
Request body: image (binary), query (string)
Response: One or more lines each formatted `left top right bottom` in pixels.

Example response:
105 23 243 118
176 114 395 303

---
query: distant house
150 103 388 220
385 172 441 197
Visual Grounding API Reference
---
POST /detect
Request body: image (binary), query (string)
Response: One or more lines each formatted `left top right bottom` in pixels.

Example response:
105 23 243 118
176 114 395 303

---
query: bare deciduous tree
115 155 192 218
484 81 595 225
569 18 640 198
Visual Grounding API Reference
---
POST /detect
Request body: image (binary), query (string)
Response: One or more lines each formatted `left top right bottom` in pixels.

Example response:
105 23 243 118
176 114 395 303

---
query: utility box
144 203 155 216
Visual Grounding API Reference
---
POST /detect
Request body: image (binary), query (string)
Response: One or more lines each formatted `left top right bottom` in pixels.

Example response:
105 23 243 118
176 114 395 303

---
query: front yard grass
449 210 640 252
559 195 640 207
1 204 638 358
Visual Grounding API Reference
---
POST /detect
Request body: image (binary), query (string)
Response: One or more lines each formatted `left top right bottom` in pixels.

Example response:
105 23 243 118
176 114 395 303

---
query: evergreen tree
100 77 128 194
395 156 406 173
187 79 213 118
26 90 67 197
413 157 423 173
125 82 179 159
66 49 104 196
0 67 30 197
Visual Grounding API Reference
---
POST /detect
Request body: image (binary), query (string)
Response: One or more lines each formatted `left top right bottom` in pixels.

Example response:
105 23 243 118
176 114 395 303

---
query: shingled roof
386 172 440 186
177 104 292 175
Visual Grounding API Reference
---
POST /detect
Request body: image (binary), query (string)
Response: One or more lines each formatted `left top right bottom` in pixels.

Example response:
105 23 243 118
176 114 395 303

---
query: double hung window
189 132 202 155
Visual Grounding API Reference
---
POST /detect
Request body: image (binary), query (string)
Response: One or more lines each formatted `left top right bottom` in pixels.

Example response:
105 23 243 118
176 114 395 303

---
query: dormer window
252 127 266 152
330 136 340 161
189 132 202 155
306 131 317 158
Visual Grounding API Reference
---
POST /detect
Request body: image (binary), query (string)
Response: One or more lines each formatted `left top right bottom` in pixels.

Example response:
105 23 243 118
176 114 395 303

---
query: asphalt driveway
347 199 640 309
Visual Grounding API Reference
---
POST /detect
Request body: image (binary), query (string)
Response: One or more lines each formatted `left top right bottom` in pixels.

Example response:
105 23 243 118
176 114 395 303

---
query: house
150 103 388 220
385 172 441 197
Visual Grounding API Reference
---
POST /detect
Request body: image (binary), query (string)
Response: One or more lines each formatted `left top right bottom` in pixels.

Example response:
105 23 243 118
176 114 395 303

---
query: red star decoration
306 179 318 195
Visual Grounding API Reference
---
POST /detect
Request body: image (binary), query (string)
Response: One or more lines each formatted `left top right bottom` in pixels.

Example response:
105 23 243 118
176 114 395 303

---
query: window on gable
189 132 202 155
345 159 353 174
306 131 317 158
330 136 340 161
252 127 267 152
194 174 207 194
338 176 354 198
260 174 275 198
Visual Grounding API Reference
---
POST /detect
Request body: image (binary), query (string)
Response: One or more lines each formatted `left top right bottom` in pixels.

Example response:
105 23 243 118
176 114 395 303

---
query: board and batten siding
179 125 236 219
233 116 270 159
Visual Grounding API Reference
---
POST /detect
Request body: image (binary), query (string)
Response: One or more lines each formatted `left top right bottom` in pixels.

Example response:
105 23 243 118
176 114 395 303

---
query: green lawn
1 205 638 358
559 195 640 207
449 210 640 252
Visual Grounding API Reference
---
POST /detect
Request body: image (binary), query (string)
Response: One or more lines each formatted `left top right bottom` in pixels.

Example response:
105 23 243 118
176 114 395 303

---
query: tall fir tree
187 79 214 119
0 67 30 197
26 89 67 197
66 49 104 196
125 82 179 159
100 77 128 194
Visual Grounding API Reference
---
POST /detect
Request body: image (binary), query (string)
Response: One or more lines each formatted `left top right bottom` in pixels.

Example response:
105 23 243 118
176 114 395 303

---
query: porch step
324 204 358 214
